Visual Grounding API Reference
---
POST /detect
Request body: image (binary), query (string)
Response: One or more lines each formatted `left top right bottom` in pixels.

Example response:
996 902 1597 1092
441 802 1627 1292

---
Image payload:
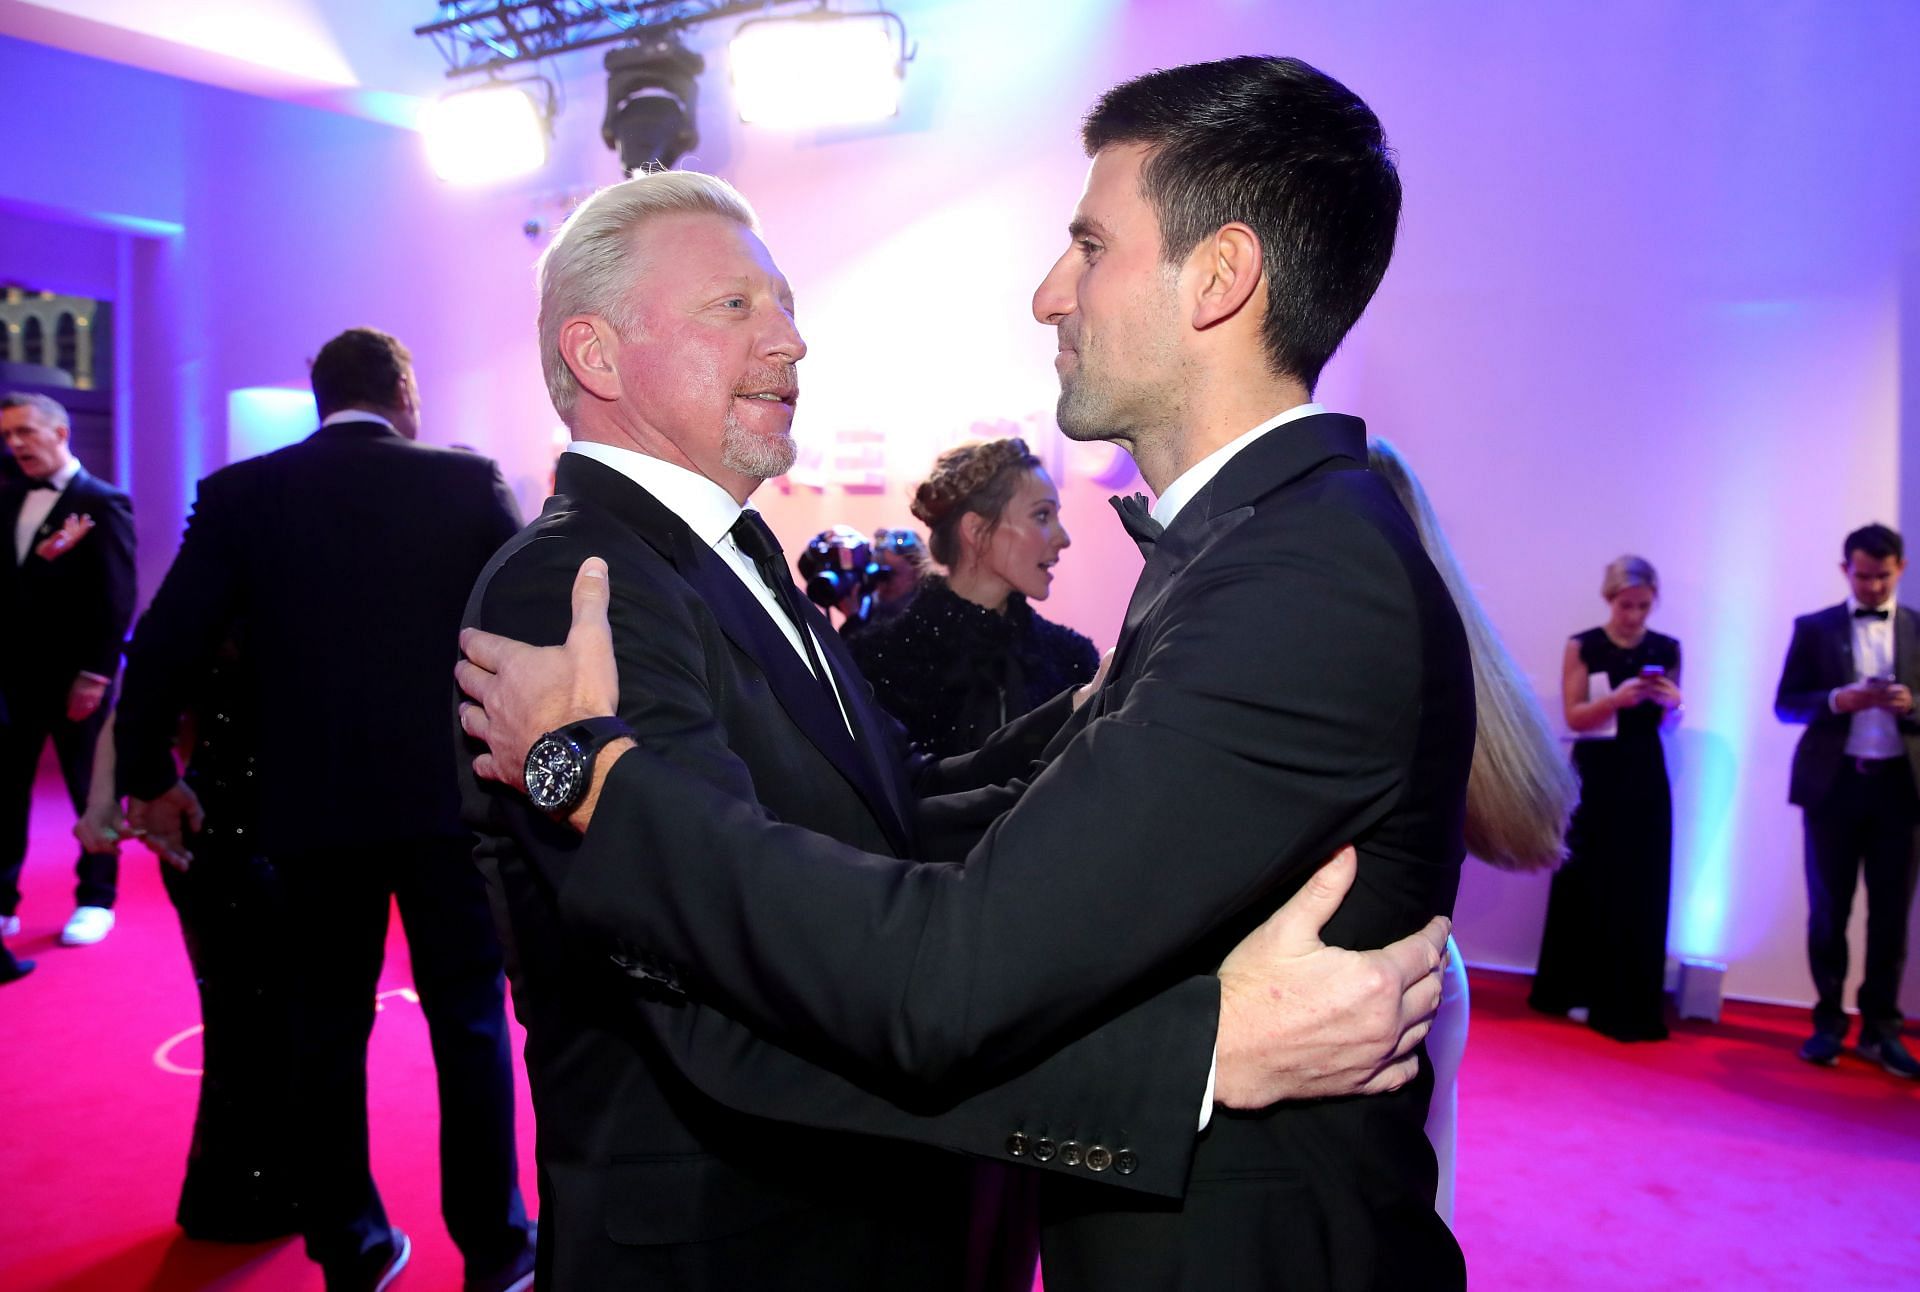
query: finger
567 557 612 645
460 627 520 674
186 800 206 833
1258 847 1359 958
453 658 494 705
1363 1053 1422 1095
1389 1013 1436 1063
474 752 500 783
458 702 490 741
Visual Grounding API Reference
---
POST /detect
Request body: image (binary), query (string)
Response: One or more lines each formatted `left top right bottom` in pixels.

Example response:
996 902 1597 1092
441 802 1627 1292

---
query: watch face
525 735 583 812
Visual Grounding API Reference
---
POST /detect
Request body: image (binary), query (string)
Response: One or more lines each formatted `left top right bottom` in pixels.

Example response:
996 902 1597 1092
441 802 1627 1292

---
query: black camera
796 525 925 619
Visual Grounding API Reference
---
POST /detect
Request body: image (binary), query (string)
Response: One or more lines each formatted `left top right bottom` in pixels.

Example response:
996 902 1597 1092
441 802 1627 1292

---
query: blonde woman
1530 555 1683 1041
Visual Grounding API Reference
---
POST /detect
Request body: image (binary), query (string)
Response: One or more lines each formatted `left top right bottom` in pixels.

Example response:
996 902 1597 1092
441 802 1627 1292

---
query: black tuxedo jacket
458 452 1216 1288
0 467 136 713
1773 602 1920 806
560 415 1473 1291
116 419 520 852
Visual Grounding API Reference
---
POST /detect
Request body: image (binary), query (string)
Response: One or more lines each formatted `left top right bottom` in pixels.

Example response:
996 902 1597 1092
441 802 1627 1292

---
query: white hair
0 391 70 428
535 171 759 424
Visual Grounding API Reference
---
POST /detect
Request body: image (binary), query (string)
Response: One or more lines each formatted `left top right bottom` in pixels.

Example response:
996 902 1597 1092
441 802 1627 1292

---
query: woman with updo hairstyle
850 438 1098 761
1530 554 1684 1042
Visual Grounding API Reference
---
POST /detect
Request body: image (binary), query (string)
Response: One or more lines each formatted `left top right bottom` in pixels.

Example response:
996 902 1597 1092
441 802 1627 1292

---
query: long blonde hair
1370 439 1575 871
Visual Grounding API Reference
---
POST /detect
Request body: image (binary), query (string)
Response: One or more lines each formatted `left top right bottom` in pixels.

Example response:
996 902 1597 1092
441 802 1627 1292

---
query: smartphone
1639 665 1665 680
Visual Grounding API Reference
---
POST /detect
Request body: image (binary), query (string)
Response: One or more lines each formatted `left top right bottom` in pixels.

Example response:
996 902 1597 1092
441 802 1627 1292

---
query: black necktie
1111 493 1164 556
1854 607 1890 621
729 510 842 711
23 478 56 491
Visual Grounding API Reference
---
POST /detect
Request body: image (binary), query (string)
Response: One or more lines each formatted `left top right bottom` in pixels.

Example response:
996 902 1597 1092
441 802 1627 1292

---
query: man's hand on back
1213 847 1449 1107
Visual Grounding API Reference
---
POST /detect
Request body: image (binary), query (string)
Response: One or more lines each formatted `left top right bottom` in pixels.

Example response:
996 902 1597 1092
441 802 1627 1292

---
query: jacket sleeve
115 476 242 798
1775 617 1838 726
563 506 1421 1088
81 486 137 680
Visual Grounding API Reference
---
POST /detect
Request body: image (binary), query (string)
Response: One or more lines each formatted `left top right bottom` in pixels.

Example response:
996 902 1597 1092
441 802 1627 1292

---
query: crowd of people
1 47 1914 1292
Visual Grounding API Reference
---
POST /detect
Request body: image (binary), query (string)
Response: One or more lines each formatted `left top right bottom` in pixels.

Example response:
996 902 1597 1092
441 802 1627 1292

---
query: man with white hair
0 390 135 948
456 166 1449 1289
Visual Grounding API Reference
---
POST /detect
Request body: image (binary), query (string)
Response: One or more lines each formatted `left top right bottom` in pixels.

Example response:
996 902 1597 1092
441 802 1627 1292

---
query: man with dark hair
462 56 1470 1290
1775 522 1920 1079
0 390 135 947
116 328 537 1291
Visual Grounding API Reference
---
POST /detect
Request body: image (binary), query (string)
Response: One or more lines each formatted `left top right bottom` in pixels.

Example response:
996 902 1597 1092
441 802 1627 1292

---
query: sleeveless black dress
1530 627 1681 1041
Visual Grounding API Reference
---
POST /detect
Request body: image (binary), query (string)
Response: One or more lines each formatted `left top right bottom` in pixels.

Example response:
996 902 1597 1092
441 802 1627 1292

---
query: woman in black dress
850 437 1098 758
1531 555 1684 1041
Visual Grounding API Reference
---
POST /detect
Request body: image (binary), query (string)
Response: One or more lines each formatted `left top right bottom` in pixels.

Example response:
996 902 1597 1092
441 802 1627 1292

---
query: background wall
4 0 1919 1010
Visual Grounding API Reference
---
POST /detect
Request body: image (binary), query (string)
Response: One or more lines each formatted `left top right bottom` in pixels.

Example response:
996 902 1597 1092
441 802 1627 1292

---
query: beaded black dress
847 576 1098 759
1530 627 1681 1042
159 646 299 1239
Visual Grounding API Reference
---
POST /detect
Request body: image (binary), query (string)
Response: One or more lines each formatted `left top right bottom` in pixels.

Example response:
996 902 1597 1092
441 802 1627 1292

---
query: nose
1056 522 1072 550
1032 250 1075 326
766 309 807 365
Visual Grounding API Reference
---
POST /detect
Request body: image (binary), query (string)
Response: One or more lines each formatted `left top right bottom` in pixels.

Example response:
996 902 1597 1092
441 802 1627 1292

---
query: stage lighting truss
416 2 783 78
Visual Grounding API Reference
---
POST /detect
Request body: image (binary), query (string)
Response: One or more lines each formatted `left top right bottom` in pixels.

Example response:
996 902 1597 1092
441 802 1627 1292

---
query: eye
720 296 748 310
1076 239 1102 260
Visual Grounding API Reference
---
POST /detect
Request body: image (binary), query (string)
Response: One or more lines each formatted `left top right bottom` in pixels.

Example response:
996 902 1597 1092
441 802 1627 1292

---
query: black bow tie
1854 607 1891 621
23 478 57 491
1111 493 1164 556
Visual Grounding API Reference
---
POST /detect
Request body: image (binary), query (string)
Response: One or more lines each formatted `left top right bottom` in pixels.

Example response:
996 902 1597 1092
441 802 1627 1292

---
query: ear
559 315 624 404
959 509 989 554
1190 223 1264 332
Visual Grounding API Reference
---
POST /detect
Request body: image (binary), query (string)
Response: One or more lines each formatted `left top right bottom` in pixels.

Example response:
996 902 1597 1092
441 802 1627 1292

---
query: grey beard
720 414 798 479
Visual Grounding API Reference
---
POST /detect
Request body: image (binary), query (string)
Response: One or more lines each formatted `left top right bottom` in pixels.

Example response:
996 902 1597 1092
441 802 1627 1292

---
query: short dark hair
1844 523 1903 564
309 328 413 418
1082 56 1400 392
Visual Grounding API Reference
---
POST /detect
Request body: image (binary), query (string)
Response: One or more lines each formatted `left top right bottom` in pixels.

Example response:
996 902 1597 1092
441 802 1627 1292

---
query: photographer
848 438 1098 759
1530 555 1682 1042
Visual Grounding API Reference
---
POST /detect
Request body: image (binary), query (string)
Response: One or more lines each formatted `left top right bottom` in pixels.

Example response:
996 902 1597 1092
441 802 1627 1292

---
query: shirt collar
42 456 83 491
320 409 396 432
1149 402 1326 528
566 441 744 547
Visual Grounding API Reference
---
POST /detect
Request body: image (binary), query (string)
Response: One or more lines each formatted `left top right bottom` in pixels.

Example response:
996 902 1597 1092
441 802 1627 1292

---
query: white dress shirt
1149 403 1326 529
1840 596 1903 759
321 409 396 431
565 441 850 731
14 454 83 566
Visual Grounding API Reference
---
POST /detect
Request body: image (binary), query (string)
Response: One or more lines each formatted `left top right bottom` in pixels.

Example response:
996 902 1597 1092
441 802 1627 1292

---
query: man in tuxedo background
0 391 135 949
460 55 1472 1292
454 166 1449 1290
1775 522 1920 1079
114 329 536 1292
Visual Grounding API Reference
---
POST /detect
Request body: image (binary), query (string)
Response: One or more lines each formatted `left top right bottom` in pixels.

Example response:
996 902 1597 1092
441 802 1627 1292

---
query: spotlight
602 37 705 174
422 80 552 185
730 10 910 130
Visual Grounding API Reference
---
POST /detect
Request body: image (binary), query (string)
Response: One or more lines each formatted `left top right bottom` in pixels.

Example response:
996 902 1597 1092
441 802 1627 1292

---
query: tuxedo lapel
555 454 910 853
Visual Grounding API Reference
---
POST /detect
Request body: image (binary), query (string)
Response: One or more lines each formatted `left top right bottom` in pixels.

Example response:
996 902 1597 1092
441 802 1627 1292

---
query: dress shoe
466 1223 536 1292
1858 1033 1920 1080
0 914 19 937
327 1228 410 1292
60 906 114 946
0 954 33 985
1799 1031 1844 1066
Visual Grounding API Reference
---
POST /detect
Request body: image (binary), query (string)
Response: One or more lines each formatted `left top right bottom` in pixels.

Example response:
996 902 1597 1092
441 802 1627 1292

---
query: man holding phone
1775 522 1920 1078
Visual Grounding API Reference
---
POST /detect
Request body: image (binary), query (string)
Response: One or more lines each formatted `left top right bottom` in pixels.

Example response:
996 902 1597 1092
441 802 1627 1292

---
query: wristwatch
524 717 634 816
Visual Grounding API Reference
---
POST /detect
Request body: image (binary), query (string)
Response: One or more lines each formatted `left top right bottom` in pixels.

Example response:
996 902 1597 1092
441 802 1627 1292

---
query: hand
33 512 94 562
1214 847 1449 1107
66 674 108 723
74 796 127 855
1884 683 1915 716
1608 678 1651 709
1645 675 1683 710
1834 681 1886 714
126 781 206 872
458 557 619 792
1072 648 1116 712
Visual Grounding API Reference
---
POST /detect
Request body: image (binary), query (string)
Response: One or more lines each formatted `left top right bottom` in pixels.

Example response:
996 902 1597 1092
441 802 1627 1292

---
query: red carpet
3 760 1918 1290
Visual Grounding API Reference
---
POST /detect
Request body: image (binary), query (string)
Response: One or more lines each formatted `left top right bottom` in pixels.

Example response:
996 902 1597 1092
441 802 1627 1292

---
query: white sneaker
60 906 114 946
0 914 18 938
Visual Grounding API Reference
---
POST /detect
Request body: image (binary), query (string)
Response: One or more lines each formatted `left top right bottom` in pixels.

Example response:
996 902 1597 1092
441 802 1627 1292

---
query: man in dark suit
0 391 135 947
1774 522 1920 1079
461 58 1470 1291
115 329 536 1291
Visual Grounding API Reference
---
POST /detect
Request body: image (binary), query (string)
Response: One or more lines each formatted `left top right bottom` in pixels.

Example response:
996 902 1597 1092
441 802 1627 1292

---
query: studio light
730 10 910 130
422 80 552 184
603 37 706 175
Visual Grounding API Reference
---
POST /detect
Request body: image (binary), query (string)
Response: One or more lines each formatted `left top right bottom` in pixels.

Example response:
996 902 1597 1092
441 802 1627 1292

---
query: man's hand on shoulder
458 556 622 799
1213 847 1449 1107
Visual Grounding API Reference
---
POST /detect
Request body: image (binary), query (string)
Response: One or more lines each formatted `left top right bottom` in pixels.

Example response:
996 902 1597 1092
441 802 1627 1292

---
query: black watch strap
560 716 634 772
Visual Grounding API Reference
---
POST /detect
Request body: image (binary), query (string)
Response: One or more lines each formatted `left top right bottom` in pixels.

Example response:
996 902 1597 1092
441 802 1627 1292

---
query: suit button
1005 1133 1029 1158
1085 1145 1113 1172
1059 1141 1083 1168
1113 1150 1138 1176
1031 1137 1057 1163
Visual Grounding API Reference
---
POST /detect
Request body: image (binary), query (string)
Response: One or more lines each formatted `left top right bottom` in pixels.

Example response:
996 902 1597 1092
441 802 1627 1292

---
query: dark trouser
0 692 117 914
277 836 530 1280
1803 757 1920 1041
